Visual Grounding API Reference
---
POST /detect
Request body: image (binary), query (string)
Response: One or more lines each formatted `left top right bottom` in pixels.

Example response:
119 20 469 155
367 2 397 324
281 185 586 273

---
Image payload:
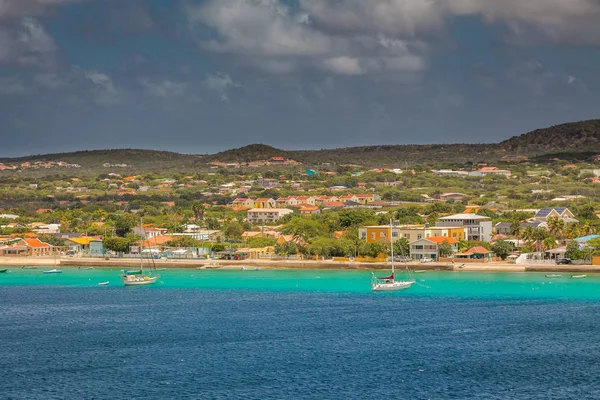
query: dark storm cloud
0 0 599 156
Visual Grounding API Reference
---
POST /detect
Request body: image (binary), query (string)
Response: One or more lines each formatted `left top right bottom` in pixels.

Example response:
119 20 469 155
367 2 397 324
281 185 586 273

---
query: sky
0 0 599 157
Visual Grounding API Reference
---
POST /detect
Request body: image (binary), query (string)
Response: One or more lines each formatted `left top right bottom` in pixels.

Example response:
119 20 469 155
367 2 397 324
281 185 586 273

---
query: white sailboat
371 219 415 291
121 219 159 286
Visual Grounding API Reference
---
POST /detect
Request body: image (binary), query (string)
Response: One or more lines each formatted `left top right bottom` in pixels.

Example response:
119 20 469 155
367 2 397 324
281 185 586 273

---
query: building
533 208 578 223
254 198 276 209
133 226 168 240
409 237 459 261
435 214 493 242
468 167 512 177
358 224 467 244
247 208 294 224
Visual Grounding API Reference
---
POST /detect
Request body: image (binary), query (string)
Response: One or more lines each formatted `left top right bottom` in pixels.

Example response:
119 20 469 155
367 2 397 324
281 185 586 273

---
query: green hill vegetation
1 119 600 172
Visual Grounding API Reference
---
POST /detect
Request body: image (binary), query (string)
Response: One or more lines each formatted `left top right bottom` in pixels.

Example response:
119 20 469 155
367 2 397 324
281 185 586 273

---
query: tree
438 240 454 258
492 240 513 260
103 236 136 254
275 241 298 257
281 217 327 242
166 236 201 248
191 202 205 221
547 217 565 240
247 237 277 248
565 240 584 260
362 242 389 258
509 221 521 238
392 237 410 257
224 221 244 240
111 215 134 237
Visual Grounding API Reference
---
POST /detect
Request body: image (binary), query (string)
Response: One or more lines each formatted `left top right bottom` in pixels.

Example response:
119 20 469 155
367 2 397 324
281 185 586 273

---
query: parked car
420 257 433 263
556 258 572 265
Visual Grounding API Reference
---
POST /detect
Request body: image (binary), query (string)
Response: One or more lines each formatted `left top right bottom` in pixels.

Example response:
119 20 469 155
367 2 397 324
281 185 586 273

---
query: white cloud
185 0 428 79
0 0 88 19
82 70 122 105
34 72 70 88
0 76 31 95
0 17 57 67
204 72 239 102
568 75 577 85
324 56 363 75
139 78 188 98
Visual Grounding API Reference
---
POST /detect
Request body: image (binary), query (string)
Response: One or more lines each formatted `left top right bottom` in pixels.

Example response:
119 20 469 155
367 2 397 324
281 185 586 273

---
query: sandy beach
2 256 600 273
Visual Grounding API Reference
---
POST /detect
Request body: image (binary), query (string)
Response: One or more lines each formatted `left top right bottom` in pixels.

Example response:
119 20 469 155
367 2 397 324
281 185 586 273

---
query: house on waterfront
455 246 494 261
409 237 459 261
359 224 467 244
436 214 493 242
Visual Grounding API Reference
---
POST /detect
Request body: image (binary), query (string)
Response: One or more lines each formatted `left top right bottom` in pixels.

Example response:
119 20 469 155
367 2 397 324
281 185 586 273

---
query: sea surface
2 267 600 399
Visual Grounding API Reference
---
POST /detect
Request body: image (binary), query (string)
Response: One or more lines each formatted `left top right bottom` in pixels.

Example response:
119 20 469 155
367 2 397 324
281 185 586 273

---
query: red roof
465 246 492 254
24 238 52 248
426 236 458 244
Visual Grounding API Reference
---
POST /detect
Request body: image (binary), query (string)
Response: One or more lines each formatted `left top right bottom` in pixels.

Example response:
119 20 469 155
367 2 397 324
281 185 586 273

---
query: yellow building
358 224 467 244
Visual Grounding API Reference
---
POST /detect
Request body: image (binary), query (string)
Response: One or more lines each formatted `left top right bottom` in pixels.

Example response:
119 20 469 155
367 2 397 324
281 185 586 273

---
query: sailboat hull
121 276 158 286
372 281 414 291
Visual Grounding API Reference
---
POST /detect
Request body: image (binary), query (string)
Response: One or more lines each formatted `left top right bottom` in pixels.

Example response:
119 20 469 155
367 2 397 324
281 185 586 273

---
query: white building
435 214 493 242
247 208 294 224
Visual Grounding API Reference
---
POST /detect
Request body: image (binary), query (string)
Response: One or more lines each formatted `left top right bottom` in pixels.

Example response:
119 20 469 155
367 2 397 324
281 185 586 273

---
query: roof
465 246 492 254
248 208 293 213
67 237 101 245
575 234 600 242
24 238 52 248
426 236 459 244
438 213 491 221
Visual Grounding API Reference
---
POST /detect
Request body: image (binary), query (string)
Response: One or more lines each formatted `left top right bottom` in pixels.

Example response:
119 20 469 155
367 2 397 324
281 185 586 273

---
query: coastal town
1 153 600 270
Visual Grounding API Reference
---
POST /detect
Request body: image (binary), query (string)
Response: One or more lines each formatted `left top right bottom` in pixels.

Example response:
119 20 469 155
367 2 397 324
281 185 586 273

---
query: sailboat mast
139 217 144 273
390 219 394 275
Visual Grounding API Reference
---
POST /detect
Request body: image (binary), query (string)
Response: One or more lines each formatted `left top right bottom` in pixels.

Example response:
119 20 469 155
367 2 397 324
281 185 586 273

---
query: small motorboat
79 267 94 270
571 275 587 279
155 268 167 271
98 281 110 286
414 270 426 273
545 274 562 278
22 266 37 269
43 269 63 274
0 268 8 273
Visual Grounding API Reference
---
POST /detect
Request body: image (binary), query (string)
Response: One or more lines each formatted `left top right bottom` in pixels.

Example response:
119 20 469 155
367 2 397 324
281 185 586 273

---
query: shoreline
2 256 600 273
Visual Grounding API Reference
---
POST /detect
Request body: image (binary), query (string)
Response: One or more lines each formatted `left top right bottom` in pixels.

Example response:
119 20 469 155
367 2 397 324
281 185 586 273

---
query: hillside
1 119 599 172
500 119 600 155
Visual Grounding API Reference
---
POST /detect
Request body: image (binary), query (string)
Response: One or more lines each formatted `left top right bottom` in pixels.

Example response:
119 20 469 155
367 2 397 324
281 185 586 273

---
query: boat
371 219 415 292
571 275 587 279
414 270 426 273
98 281 110 286
79 267 94 270
22 266 37 269
43 269 63 274
545 274 562 278
121 218 159 286
0 268 8 273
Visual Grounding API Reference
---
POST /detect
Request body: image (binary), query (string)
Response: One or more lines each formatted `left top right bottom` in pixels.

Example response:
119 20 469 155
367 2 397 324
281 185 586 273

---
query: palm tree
565 224 581 239
547 217 565 240
521 226 534 243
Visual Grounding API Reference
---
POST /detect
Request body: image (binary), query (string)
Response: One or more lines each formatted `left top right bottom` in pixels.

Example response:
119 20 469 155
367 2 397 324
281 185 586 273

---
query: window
361 232 366 239
415 245 423 250
452 233 457 238
380 232 386 238
371 233 375 240
417 234 422 240
392 232 398 237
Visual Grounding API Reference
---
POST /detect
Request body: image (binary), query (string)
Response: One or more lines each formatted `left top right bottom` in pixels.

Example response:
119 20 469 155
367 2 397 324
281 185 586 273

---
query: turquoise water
3 267 600 398
1 267 600 299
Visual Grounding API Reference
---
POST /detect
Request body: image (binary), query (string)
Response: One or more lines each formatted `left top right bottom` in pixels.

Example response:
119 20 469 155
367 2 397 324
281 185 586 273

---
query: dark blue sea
2 270 600 399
